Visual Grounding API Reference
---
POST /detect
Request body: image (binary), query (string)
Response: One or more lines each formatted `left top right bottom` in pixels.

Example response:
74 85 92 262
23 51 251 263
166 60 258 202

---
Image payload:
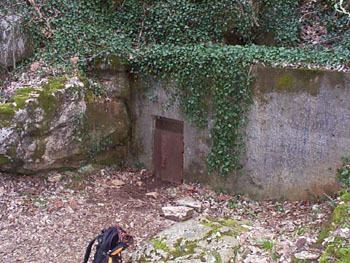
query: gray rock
0 14 33 68
78 164 95 174
0 76 130 174
161 206 194 222
130 217 245 262
294 251 319 260
175 196 202 212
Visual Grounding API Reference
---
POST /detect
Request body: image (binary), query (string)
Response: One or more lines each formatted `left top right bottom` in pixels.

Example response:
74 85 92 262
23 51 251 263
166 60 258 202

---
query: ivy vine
133 44 349 175
1 0 350 175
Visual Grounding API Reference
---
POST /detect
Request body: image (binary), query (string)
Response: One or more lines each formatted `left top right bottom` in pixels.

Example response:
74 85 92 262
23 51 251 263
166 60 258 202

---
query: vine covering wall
1 0 350 175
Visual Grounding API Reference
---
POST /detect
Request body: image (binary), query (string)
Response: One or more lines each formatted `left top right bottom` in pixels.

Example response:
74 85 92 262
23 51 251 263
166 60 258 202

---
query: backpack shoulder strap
83 237 97 263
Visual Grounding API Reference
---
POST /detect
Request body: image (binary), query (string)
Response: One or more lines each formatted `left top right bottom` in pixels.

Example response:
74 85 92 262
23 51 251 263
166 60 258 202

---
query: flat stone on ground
175 196 202 212
161 205 194 221
111 179 125 187
294 251 319 260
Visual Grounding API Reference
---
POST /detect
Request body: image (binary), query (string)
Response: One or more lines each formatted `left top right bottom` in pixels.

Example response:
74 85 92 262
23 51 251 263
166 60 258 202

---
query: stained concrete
132 66 350 200
131 78 210 180
238 66 350 199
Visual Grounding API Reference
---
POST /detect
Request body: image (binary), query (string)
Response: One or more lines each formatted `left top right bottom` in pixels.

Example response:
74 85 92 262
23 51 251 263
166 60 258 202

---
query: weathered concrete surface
130 217 244 262
131 78 210 181
0 14 33 68
0 77 130 174
234 67 349 200
132 67 350 200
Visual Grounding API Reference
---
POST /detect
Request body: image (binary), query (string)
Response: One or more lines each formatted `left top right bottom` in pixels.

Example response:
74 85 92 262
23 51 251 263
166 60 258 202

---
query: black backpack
83 226 133 263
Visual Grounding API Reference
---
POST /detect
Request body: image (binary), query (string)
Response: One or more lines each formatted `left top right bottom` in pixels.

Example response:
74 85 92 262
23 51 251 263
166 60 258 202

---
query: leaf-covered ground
0 168 334 262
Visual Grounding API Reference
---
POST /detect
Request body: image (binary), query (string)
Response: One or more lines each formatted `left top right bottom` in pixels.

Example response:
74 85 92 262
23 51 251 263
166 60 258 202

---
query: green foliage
121 0 255 45
337 157 350 187
134 44 349 174
259 239 274 251
319 190 350 263
134 44 252 174
2 0 350 176
257 0 300 46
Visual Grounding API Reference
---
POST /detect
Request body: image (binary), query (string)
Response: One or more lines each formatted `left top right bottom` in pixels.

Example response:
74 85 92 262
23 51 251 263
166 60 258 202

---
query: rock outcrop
0 14 33 68
130 217 246 262
0 76 130 173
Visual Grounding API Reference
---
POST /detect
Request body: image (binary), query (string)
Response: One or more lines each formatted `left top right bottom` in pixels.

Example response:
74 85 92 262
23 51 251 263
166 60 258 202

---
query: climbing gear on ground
83 225 133 263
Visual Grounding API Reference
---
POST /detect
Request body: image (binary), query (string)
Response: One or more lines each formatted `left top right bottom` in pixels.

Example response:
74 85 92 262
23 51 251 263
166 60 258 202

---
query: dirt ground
0 167 332 262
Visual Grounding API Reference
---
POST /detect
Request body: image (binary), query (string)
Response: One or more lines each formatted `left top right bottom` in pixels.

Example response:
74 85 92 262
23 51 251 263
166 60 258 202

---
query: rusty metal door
154 117 184 183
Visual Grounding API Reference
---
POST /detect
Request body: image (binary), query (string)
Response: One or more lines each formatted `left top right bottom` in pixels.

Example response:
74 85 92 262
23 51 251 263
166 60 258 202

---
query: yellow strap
110 247 123 256
108 256 113 263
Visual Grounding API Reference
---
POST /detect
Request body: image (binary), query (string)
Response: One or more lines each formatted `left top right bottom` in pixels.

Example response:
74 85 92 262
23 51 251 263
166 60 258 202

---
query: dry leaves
0 168 332 262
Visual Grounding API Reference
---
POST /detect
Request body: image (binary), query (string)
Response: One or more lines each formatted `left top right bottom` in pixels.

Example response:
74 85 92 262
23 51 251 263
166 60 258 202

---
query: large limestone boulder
130 217 246 262
0 76 130 173
0 14 33 68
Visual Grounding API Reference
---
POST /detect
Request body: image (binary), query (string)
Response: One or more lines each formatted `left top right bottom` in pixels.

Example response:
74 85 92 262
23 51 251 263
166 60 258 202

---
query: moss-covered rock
130 217 248 262
0 103 16 126
318 191 350 263
0 76 131 174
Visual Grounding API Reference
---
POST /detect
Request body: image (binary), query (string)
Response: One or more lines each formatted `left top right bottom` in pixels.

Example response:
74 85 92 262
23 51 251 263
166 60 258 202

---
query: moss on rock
171 238 198 258
38 77 66 119
201 217 246 238
0 77 67 129
320 237 350 263
0 154 11 165
340 192 350 202
318 191 350 262
11 87 37 108
0 103 16 126
150 237 170 252
332 203 349 225
133 217 243 262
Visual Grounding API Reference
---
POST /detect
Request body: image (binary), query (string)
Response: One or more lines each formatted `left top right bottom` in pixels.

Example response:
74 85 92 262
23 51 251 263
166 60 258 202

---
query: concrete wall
131 66 350 200
131 79 210 179
239 67 350 199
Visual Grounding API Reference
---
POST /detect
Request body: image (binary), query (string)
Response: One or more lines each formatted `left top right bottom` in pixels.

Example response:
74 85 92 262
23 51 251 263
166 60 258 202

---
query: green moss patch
170 238 198 258
0 77 67 128
11 88 37 109
340 192 350 202
0 103 16 126
150 237 199 259
38 77 66 119
0 154 11 165
201 217 246 236
332 203 349 225
320 237 350 263
256 66 323 97
150 237 170 252
318 191 350 262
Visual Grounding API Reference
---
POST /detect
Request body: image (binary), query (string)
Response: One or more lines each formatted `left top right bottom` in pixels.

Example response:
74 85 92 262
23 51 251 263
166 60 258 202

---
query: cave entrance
153 116 184 184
